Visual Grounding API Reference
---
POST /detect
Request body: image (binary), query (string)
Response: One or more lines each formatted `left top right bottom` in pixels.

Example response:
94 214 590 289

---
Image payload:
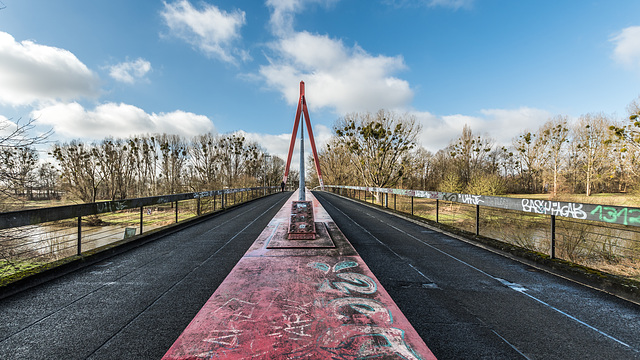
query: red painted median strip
163 191 436 359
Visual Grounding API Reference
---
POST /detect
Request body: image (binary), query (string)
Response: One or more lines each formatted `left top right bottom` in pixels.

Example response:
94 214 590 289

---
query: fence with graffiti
326 185 640 278
327 185 640 227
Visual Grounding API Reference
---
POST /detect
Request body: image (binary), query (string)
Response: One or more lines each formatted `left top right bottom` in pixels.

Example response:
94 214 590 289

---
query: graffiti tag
459 194 483 205
521 199 587 219
590 206 640 226
309 260 423 360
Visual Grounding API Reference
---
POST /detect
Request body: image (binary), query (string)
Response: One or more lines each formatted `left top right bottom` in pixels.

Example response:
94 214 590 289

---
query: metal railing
327 185 640 277
0 186 279 279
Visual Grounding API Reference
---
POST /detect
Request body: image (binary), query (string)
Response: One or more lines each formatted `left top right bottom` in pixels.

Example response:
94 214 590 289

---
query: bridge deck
162 190 435 359
0 191 639 359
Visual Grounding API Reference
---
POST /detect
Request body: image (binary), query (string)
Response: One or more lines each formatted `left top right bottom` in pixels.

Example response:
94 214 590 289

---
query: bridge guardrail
0 186 279 280
327 185 640 227
326 185 640 275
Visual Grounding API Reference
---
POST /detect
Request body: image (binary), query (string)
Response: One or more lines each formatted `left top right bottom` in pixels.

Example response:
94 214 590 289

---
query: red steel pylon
282 81 324 190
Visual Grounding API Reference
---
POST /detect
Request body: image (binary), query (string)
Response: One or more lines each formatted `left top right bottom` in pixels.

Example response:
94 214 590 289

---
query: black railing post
140 206 144 234
385 193 388 208
77 216 82 256
411 196 414 215
551 215 556 259
475 204 480 236
175 201 179 222
394 194 396 210
197 197 201 216
436 199 439 223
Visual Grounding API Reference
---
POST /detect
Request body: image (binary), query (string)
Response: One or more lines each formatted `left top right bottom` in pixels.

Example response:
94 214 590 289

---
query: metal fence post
411 196 414 216
140 206 144 234
175 201 179 222
385 193 388 208
197 197 201 216
77 216 82 255
475 204 480 236
436 199 439 223
550 215 556 259
394 194 396 210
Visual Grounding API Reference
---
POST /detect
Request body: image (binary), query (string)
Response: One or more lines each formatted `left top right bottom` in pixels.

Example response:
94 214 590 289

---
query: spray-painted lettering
521 199 587 219
459 194 483 205
309 261 424 360
590 206 640 226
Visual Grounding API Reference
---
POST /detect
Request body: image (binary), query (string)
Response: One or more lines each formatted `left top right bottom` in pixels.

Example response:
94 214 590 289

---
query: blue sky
1 0 640 162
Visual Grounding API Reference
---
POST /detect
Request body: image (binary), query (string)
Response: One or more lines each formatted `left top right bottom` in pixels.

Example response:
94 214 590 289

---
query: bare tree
334 110 421 199
573 113 611 196
511 130 546 193
316 138 358 187
190 133 220 191
51 141 102 203
216 133 260 188
0 117 51 207
610 97 640 150
158 134 188 194
0 117 51 150
448 124 494 190
0 146 39 199
400 147 434 190
539 116 569 197
36 162 59 200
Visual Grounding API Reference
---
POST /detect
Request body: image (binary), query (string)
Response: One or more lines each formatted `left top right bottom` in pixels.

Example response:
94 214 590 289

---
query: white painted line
263 220 281 248
491 330 531 359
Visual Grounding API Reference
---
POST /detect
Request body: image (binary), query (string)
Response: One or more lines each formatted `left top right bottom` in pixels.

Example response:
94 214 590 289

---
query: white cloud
108 58 152 84
259 31 413 114
0 31 99 106
611 26 640 70
33 102 215 140
160 0 248 64
415 107 551 152
266 0 340 36
242 123 332 171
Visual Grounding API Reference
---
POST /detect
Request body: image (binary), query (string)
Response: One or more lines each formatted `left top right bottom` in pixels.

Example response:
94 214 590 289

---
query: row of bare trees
0 132 289 207
3 97 639 207
314 99 640 197
49 133 288 203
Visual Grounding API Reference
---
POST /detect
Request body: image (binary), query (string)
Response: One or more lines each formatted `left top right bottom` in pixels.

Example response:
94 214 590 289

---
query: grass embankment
0 260 42 278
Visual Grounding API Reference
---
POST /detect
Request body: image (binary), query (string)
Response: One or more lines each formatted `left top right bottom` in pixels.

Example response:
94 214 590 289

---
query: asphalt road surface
314 191 640 360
